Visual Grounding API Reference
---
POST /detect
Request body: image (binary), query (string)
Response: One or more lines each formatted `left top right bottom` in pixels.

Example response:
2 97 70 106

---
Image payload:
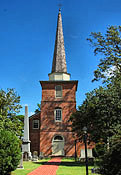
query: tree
99 126 121 175
0 129 21 175
0 88 23 137
87 25 121 83
16 115 24 136
34 103 41 114
70 25 121 142
70 25 121 174
70 84 121 144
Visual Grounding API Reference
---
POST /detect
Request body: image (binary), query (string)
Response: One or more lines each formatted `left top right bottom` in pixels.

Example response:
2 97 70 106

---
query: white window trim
54 108 62 122
33 119 39 129
55 85 62 98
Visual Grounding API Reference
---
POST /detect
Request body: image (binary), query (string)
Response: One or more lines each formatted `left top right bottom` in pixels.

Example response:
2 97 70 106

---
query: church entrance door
52 135 64 156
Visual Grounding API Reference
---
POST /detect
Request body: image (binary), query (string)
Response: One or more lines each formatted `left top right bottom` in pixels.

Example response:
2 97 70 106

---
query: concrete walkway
28 157 61 175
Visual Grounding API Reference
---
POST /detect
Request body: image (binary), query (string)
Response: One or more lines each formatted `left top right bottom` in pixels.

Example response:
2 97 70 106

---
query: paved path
28 157 61 175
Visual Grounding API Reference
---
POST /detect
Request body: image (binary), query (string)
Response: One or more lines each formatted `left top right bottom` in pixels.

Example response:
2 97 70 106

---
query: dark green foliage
71 25 121 144
70 25 121 174
71 25 121 174
87 25 121 83
93 143 106 158
0 88 23 137
70 84 121 144
0 129 21 175
100 128 121 175
34 103 41 114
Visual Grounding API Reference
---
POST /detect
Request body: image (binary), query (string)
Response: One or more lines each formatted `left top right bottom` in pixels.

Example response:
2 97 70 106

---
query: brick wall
39 81 79 156
40 131 77 156
29 80 94 157
29 113 40 156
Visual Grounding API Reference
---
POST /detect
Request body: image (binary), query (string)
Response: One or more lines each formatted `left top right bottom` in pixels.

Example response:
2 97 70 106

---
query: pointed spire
51 10 67 73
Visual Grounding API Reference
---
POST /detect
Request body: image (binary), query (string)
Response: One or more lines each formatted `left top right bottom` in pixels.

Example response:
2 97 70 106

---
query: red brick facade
29 80 95 158
40 81 78 156
29 80 84 157
29 113 40 155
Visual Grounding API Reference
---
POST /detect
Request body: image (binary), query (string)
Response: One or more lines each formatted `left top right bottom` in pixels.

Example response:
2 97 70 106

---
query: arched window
54 108 62 122
33 119 39 129
55 85 62 98
54 135 63 141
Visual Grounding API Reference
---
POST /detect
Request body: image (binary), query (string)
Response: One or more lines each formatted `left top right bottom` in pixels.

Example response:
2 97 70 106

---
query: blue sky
0 0 121 116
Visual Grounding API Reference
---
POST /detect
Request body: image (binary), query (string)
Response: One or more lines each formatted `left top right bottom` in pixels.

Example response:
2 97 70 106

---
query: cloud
104 65 120 78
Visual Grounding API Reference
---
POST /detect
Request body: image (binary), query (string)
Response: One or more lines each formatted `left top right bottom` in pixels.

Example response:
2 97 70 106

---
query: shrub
93 142 106 158
100 136 121 175
0 129 21 175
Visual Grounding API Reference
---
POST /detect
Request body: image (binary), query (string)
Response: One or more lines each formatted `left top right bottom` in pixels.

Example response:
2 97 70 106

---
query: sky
0 0 121 116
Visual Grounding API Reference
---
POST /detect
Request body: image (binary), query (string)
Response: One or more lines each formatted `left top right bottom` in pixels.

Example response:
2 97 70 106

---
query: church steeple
52 9 67 73
49 9 70 81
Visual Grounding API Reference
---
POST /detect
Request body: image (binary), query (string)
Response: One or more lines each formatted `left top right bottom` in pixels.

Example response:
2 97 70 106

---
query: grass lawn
56 158 99 175
12 158 99 175
12 159 50 175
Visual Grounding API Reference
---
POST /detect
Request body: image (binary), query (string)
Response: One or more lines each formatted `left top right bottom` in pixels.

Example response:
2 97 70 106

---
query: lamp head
82 126 87 134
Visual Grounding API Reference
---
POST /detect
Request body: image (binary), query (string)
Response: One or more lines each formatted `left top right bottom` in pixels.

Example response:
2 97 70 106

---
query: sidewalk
28 157 62 175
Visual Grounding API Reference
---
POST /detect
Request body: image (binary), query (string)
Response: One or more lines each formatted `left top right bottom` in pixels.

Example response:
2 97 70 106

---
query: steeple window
55 85 62 98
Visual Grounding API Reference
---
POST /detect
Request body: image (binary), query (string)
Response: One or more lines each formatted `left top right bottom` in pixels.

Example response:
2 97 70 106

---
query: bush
100 140 121 175
0 130 21 175
93 142 106 158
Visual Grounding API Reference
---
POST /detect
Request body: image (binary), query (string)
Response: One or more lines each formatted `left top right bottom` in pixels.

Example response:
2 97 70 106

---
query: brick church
29 9 93 158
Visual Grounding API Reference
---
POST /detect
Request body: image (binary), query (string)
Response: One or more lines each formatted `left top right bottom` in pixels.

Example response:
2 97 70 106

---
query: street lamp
74 139 77 161
83 126 88 175
72 132 77 162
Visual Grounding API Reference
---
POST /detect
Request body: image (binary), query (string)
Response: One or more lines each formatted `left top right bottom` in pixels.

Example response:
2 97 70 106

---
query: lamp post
72 132 77 162
74 139 77 161
83 126 88 175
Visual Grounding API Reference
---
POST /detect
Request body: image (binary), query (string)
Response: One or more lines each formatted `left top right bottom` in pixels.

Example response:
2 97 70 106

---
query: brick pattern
29 113 40 155
41 82 77 102
29 80 94 157
29 81 79 157
40 131 76 156
28 157 61 175
40 81 77 156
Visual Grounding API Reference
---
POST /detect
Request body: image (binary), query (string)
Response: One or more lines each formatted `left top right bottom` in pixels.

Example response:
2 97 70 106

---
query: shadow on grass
33 161 85 167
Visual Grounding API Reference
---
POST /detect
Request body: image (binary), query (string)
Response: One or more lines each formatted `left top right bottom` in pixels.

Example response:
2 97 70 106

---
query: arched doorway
52 135 65 156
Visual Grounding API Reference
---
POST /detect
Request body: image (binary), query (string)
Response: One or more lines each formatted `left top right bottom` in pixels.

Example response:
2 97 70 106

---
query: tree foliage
0 129 21 175
70 83 121 144
87 25 121 83
34 103 41 114
71 25 121 174
99 127 121 175
0 88 23 137
71 25 121 143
